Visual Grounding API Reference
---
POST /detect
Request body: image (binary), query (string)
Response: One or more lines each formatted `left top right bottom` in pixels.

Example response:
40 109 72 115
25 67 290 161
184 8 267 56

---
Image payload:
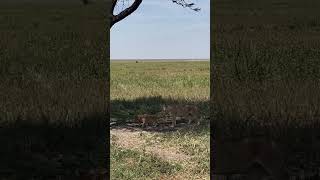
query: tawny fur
135 114 159 127
161 104 200 127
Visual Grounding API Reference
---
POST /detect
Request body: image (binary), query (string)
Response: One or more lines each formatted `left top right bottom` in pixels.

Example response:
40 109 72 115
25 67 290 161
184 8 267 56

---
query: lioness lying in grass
135 104 200 128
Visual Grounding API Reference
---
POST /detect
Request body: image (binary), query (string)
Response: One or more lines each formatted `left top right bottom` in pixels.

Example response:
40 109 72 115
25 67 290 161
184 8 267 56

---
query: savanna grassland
212 0 320 178
0 2 108 179
110 61 210 179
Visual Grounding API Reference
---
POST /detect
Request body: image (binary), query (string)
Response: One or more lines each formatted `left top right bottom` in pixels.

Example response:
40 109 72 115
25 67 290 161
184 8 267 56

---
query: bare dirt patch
110 127 191 163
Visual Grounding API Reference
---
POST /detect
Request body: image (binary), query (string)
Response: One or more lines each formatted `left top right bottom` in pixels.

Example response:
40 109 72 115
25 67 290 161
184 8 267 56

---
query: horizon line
110 58 210 60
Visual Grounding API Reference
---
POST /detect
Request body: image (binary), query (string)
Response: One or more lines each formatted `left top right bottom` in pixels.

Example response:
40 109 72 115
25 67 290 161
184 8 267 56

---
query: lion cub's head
135 114 158 127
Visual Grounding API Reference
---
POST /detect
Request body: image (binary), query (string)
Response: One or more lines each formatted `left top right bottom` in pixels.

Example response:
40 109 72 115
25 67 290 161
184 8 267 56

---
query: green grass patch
0 2 108 179
212 0 320 140
142 125 210 175
111 145 182 180
111 61 210 179
111 61 209 123
111 61 209 101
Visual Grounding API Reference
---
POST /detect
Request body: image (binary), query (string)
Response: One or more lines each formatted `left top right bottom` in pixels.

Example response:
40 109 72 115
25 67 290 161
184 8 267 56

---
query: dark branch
111 0 143 28
172 0 201 11
107 0 199 28
112 0 117 12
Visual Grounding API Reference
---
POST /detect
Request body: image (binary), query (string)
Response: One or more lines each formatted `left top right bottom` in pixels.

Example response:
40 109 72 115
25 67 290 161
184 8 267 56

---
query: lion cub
135 114 159 127
161 104 200 127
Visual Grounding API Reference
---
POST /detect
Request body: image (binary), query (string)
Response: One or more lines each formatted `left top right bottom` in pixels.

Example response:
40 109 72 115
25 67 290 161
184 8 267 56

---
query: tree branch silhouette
81 0 199 28
111 0 143 28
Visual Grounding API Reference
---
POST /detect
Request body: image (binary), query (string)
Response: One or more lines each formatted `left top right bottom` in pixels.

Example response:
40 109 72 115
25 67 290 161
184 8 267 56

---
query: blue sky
110 0 210 59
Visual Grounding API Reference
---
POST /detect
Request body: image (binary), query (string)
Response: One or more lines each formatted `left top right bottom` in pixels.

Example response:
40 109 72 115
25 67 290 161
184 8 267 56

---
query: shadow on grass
110 96 210 133
0 115 106 179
